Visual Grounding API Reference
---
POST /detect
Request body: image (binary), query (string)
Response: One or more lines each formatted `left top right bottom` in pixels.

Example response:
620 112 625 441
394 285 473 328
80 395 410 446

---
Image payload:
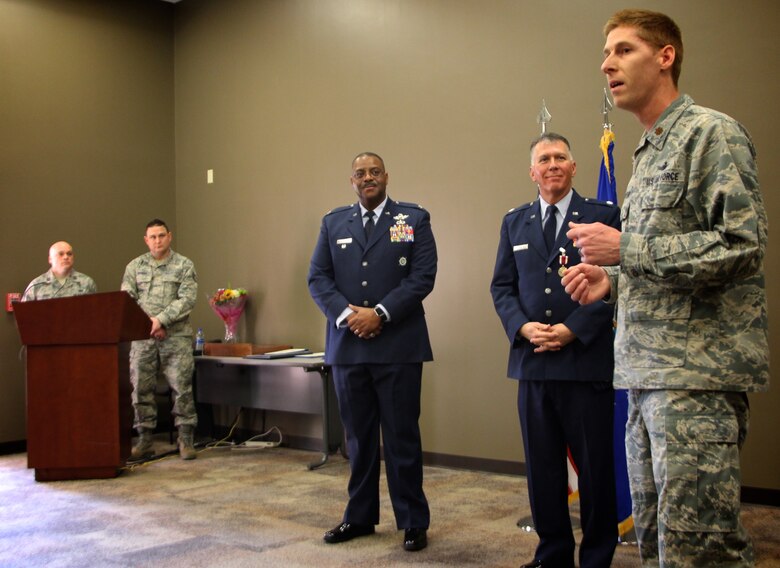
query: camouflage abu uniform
606 95 769 567
121 249 198 431
22 270 96 301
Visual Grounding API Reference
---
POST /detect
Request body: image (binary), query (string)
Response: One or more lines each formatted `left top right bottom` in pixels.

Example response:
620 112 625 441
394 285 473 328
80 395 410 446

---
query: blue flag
597 129 617 203
597 128 634 538
614 389 633 538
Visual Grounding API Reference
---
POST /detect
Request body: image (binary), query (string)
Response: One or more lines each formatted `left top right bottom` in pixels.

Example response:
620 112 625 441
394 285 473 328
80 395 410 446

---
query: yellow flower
211 287 248 305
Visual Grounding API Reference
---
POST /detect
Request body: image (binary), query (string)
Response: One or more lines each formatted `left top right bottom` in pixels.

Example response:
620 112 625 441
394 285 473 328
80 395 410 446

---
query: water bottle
195 328 205 355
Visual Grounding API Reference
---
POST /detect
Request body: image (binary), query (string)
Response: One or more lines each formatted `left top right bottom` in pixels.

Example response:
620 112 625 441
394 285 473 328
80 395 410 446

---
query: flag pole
598 90 617 204
537 99 551 134
516 98 556 535
598 88 635 542
601 88 613 131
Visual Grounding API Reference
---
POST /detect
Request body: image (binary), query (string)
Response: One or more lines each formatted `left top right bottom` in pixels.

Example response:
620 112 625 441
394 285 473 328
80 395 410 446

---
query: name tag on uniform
336 237 353 249
513 244 528 252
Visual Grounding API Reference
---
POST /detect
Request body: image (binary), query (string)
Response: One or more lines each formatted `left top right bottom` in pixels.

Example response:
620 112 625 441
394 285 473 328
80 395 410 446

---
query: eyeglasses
352 168 385 180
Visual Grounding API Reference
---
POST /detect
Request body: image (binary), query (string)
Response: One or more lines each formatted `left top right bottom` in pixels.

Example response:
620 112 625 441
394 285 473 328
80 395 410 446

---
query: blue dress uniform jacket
491 190 620 382
309 196 436 531
491 189 621 567
308 198 437 364
491 190 620 568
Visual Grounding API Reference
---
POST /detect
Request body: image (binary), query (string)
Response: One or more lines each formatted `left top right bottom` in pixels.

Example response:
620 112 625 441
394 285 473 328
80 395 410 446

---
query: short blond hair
604 9 683 86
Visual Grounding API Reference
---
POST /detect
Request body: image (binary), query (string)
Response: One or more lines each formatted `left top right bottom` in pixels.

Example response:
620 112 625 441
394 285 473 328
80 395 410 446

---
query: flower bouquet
208 287 248 344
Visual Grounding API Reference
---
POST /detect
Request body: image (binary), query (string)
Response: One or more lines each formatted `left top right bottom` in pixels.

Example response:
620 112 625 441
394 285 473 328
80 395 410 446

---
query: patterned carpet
0 437 777 567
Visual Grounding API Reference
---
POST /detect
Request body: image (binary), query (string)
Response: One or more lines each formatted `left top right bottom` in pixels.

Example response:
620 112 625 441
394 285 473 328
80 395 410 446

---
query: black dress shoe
403 528 427 551
323 522 375 544
519 561 542 568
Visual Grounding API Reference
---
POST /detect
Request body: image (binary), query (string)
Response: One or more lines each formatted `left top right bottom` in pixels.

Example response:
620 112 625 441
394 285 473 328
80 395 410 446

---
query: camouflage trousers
626 389 753 568
130 336 196 431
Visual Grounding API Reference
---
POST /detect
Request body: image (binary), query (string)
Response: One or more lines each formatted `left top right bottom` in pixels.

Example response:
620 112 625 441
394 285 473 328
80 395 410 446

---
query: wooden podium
14 291 151 481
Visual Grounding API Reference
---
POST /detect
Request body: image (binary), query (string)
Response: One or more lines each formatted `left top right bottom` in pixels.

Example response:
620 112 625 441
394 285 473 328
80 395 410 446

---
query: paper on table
245 348 310 359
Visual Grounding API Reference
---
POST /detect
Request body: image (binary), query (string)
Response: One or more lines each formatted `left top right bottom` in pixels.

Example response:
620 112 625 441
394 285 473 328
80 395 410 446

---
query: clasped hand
150 317 167 340
346 304 383 340
520 322 574 353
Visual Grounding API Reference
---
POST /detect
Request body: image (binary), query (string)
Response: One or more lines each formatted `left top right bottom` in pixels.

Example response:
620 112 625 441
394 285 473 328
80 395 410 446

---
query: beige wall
0 0 175 439
2 0 778 491
172 0 780 490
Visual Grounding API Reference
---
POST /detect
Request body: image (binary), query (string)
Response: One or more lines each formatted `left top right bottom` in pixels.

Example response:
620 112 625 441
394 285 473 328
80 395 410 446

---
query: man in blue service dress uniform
491 133 620 568
308 152 437 553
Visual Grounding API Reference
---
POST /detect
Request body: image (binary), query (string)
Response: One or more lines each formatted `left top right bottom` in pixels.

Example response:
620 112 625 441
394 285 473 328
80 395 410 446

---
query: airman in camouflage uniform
612 92 768 567
122 219 198 461
22 241 96 301
563 10 769 568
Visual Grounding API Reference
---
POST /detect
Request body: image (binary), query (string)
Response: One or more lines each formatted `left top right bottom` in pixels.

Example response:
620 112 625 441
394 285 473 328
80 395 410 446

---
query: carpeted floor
1 436 778 567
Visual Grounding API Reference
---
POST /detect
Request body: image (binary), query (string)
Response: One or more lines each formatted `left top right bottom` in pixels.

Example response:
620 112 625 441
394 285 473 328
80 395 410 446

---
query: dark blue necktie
364 211 375 239
543 205 558 252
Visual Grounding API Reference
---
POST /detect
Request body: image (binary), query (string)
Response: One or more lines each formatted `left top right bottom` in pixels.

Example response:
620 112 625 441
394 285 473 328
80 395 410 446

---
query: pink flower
208 290 248 343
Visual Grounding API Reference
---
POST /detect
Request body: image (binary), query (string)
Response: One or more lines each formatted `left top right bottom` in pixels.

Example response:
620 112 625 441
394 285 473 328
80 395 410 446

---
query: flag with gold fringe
567 448 579 504
597 128 617 203
597 126 634 538
614 389 634 538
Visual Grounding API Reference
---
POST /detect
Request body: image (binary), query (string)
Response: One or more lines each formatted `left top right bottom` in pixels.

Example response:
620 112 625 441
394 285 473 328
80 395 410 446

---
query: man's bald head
48 241 75 278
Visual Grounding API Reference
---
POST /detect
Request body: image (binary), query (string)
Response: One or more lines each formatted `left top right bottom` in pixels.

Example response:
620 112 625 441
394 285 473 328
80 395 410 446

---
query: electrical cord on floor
230 426 283 450
122 408 246 471
202 407 245 450
122 448 179 471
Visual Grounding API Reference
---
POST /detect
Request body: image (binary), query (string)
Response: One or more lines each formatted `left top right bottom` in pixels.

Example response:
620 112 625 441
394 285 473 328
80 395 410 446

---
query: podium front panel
26 344 132 473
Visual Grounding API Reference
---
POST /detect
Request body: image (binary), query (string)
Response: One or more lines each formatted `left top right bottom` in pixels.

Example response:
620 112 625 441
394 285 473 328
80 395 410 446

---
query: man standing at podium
22 241 96 301
122 219 199 461
308 152 437 552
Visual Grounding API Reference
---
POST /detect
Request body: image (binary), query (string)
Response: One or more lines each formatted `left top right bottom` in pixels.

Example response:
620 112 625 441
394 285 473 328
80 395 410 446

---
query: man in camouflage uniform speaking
122 219 199 461
22 241 96 301
562 9 769 568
